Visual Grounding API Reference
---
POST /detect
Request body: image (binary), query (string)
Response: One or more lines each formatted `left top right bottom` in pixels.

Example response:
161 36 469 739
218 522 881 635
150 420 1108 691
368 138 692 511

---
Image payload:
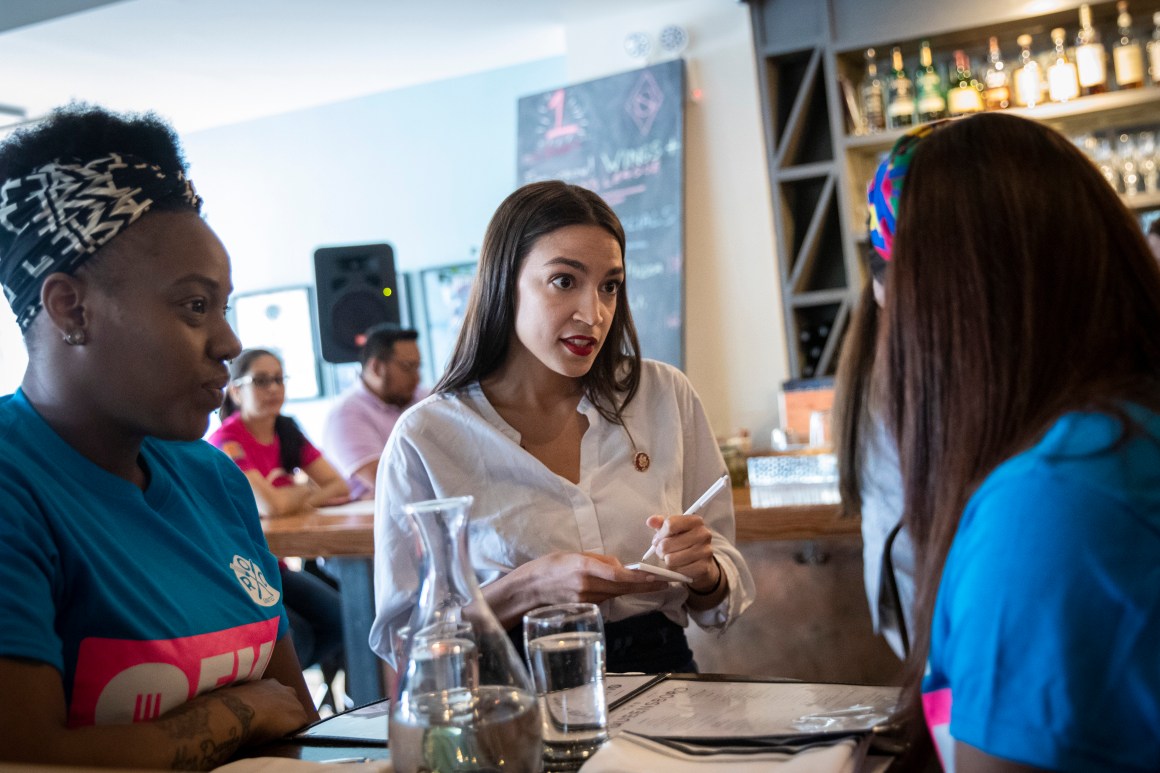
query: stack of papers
583 676 899 772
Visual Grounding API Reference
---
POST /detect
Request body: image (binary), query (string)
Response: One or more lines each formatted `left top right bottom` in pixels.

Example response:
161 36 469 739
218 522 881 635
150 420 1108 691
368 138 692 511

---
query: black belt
509 610 694 674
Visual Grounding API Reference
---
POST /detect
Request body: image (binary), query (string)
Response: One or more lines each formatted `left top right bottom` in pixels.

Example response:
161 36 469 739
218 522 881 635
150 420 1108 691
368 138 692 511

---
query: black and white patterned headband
0 152 201 330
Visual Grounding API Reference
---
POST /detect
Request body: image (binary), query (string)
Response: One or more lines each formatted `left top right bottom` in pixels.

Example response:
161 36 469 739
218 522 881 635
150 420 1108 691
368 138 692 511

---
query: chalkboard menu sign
517 60 686 368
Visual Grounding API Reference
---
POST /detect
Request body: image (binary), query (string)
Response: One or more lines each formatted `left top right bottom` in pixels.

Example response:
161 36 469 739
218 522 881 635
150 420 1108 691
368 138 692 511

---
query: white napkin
579 735 858 773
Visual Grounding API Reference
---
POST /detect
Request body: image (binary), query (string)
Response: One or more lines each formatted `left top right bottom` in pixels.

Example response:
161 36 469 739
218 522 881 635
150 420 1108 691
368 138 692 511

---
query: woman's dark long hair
833 279 883 518
884 113 1160 764
221 348 307 475
435 181 642 425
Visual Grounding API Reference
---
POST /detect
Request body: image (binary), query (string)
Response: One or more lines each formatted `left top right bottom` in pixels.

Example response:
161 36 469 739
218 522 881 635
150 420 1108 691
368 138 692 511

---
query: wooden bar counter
732 488 854 542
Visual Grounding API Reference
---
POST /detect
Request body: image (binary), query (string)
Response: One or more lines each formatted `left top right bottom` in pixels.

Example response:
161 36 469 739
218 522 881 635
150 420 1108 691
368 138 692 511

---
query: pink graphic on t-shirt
922 686 954 770
69 617 279 727
208 414 321 487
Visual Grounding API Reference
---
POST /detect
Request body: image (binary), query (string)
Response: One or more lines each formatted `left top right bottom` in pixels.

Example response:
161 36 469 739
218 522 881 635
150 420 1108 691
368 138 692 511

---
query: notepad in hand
625 562 693 583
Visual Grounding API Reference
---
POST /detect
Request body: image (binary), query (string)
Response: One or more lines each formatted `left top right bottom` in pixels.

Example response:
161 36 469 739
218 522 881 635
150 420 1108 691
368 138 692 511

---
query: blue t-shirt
923 406 1160 772
0 390 287 727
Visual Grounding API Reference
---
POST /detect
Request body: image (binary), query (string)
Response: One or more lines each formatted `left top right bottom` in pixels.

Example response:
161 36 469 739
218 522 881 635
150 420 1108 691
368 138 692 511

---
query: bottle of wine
948 50 985 116
1047 26 1081 102
1075 3 1109 95
915 40 947 122
860 48 887 134
887 47 916 129
1114 1 1145 89
983 37 1011 110
1014 34 1046 107
1149 12 1160 86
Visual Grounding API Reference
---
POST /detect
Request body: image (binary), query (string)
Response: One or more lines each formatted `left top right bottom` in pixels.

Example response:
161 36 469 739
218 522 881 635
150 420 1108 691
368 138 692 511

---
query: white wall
184 58 569 441
565 0 785 445
188 2 788 446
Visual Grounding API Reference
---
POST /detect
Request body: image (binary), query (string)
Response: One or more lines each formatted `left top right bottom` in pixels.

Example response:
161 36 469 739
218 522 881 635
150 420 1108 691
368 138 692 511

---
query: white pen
640 473 731 562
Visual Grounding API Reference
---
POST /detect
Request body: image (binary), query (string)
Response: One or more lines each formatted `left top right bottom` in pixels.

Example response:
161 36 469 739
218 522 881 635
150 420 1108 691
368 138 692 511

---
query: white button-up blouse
368 359 756 661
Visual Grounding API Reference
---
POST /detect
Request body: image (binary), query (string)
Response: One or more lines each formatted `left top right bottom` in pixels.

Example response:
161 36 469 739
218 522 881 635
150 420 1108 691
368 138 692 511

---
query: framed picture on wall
231 286 322 401
416 262 477 386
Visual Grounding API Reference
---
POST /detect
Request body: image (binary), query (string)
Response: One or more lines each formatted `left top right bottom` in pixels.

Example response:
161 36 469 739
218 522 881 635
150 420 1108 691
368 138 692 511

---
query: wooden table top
261 488 856 559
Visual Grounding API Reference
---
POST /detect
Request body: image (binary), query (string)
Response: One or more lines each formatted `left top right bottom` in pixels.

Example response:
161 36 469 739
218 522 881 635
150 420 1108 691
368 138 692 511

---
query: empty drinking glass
1138 131 1158 194
1093 137 1119 191
1117 133 1140 196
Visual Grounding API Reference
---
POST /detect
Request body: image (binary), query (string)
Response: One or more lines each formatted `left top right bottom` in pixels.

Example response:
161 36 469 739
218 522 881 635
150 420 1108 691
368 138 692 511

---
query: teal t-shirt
0 390 287 727
923 406 1160 772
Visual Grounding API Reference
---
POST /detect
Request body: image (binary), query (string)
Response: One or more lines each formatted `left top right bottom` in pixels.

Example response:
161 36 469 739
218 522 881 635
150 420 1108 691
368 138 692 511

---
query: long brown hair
833 278 884 518
885 113 1160 760
435 181 642 424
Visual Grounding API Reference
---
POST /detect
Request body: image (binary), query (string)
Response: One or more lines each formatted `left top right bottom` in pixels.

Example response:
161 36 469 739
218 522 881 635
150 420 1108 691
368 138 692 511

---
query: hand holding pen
641 473 730 562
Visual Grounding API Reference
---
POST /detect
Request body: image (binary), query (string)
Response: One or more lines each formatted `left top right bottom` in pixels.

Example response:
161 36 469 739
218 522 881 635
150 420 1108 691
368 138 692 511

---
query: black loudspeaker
314 243 400 363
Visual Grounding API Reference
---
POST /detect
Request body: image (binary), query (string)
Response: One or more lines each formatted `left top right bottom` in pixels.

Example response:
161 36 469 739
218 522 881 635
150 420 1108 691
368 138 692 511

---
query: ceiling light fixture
624 31 651 61
658 24 689 56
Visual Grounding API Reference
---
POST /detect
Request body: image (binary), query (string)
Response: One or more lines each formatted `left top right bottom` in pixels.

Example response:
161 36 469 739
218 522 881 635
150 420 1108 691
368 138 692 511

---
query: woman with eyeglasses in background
212 347 349 515
210 347 349 694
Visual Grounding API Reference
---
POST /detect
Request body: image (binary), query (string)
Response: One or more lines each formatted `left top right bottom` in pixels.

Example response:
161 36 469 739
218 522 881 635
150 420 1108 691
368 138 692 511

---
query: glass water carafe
389 496 542 773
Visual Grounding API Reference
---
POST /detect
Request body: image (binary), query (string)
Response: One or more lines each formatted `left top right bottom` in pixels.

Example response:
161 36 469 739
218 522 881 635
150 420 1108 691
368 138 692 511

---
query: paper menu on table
605 673 665 706
296 699 390 743
608 679 899 739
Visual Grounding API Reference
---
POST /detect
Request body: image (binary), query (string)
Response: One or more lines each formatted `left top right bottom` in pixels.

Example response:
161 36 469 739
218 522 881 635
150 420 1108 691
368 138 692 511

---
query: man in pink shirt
322 324 424 500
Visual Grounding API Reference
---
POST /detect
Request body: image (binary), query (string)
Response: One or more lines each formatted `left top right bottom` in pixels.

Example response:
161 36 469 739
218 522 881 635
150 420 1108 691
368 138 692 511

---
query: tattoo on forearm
165 692 256 770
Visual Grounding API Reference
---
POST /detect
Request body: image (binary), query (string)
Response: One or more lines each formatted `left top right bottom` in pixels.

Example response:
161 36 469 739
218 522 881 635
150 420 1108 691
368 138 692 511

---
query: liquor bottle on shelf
915 40 947 122
1048 27 1081 102
1150 12 1160 85
983 37 1011 110
1114 1 1145 89
947 50 985 116
860 48 887 134
1075 3 1109 96
887 47 916 129
1014 34 1046 107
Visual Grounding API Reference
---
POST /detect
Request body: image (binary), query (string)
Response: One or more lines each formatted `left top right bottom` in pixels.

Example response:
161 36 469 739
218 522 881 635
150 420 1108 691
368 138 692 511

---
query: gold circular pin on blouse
634 452 650 472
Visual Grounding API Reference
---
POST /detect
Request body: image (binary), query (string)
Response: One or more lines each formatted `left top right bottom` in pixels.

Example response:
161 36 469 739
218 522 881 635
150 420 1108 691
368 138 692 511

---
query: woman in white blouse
370 181 755 673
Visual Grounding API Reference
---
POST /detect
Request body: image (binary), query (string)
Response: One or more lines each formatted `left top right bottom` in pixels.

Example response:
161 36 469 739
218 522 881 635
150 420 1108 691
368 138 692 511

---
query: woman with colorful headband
0 105 314 767
875 114 1160 771
832 122 947 665
832 233 911 662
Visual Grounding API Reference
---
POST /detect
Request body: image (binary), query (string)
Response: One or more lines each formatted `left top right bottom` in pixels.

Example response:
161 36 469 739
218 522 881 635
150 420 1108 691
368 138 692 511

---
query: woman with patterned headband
875 114 1160 772
0 105 314 768
832 121 950 665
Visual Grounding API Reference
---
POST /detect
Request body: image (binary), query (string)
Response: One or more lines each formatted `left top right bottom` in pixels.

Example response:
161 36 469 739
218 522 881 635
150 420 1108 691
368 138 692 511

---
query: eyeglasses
390 359 422 374
233 374 288 389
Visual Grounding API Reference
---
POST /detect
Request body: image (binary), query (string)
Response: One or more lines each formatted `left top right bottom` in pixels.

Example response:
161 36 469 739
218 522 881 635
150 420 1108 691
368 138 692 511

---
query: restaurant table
260 491 858 705
262 499 385 705
244 672 898 770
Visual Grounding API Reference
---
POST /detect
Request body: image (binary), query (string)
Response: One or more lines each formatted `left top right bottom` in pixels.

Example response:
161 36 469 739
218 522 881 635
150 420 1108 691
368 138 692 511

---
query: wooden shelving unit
747 0 1160 379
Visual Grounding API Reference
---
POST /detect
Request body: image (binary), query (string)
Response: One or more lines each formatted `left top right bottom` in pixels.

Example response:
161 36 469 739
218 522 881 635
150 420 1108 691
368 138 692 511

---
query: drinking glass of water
523 602 608 767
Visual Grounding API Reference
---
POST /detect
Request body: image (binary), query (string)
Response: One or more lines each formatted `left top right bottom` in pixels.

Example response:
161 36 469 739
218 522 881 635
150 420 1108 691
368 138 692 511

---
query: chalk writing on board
517 60 686 368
